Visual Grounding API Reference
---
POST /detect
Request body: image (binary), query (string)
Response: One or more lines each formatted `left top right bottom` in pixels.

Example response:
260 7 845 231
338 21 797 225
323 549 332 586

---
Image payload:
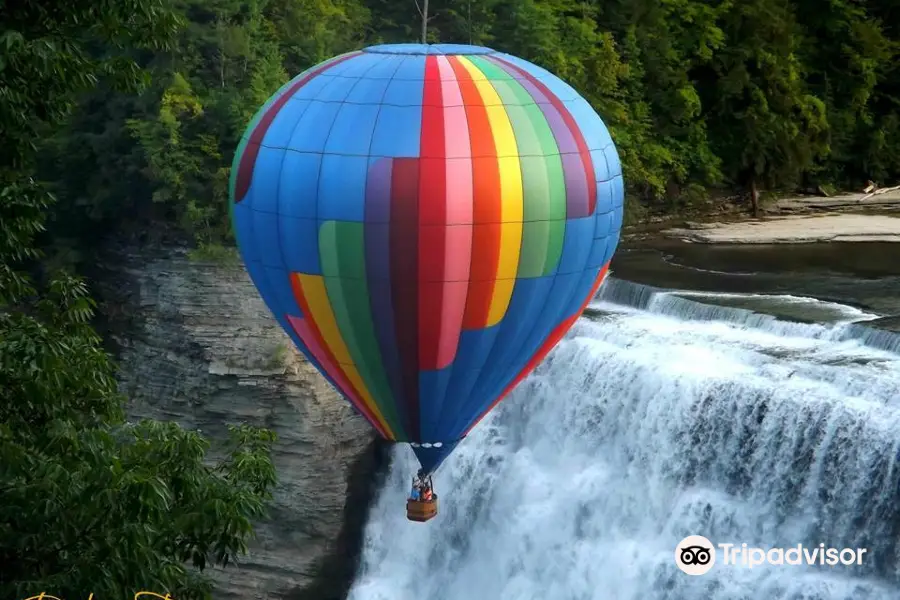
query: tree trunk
750 177 760 218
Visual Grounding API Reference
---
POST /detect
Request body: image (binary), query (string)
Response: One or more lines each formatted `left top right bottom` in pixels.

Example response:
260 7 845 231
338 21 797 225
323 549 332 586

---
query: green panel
471 59 570 276
519 220 551 278
518 155 551 222
467 55 514 81
319 221 405 438
545 219 566 276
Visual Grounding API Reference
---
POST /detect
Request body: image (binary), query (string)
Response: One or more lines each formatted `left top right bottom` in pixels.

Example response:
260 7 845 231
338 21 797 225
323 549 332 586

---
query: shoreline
657 192 900 244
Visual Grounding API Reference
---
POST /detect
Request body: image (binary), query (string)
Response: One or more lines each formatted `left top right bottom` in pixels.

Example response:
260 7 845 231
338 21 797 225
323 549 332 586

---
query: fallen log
860 184 900 202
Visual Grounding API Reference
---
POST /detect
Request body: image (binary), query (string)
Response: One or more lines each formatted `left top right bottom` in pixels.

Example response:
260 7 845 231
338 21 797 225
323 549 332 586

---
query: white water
347 280 900 600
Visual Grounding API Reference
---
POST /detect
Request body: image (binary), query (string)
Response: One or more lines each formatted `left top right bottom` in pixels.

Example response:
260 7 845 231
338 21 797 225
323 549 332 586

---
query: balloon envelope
229 43 624 474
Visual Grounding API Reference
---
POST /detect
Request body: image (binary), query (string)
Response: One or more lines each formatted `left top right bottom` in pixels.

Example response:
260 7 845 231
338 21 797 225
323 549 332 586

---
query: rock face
95 246 377 599
664 214 900 244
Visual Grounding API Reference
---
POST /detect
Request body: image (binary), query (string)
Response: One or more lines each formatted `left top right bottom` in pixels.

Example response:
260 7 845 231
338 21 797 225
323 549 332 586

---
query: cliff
94 245 380 599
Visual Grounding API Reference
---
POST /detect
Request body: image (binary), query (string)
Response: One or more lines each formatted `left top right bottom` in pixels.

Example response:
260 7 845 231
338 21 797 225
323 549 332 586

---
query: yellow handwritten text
23 592 172 600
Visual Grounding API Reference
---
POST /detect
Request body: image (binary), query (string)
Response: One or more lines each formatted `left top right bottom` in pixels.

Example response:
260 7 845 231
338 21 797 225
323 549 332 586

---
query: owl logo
675 535 716 575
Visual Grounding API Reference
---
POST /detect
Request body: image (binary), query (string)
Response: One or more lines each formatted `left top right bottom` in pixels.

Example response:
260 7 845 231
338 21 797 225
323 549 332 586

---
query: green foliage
1 0 277 597
38 0 900 246
2 0 899 594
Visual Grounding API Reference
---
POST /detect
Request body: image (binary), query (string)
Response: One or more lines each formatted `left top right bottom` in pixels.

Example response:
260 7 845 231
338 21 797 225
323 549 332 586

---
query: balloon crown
362 43 496 56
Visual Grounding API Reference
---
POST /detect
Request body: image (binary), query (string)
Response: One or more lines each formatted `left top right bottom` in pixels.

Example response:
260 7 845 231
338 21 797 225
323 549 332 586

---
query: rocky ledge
664 213 900 244
94 246 380 599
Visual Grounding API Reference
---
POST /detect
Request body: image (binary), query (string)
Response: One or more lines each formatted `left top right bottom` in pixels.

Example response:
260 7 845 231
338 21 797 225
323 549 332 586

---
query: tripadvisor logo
674 536 869 575
675 535 716 575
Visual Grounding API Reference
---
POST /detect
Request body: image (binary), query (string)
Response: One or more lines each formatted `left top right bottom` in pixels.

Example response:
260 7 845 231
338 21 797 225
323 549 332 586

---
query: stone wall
95 246 378 599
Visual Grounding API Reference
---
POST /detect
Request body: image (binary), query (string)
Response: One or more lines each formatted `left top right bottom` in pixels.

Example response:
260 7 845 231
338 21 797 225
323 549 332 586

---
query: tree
793 0 892 188
700 0 829 215
0 1 277 598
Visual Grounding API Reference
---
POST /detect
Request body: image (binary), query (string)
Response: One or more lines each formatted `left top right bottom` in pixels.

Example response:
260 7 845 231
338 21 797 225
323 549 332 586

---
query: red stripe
448 56 502 330
287 276 389 438
234 52 360 203
390 158 421 439
463 265 610 436
418 56 448 370
491 56 597 217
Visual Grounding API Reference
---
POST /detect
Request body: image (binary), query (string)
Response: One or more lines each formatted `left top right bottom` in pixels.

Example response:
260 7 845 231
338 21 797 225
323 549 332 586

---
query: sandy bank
775 190 900 213
664 213 900 244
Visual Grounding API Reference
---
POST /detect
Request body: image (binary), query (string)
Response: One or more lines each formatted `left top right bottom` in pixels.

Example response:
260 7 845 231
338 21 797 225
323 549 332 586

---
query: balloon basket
406 496 439 522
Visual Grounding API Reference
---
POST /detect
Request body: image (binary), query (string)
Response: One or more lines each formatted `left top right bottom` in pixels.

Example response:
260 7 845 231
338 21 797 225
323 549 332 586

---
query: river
345 239 900 600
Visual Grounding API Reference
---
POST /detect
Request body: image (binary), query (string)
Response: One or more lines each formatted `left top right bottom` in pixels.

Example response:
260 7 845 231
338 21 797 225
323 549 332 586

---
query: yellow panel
457 56 524 327
295 273 393 437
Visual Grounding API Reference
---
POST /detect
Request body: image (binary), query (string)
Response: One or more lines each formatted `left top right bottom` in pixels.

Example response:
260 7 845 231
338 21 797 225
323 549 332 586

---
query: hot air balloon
229 43 624 522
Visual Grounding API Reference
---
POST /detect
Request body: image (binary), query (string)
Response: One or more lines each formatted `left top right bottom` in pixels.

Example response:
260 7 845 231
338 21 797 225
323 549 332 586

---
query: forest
31 0 900 259
1 0 899 597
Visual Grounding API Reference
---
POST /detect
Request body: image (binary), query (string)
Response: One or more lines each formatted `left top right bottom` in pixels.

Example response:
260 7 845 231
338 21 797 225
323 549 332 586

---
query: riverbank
663 213 900 243
657 191 900 244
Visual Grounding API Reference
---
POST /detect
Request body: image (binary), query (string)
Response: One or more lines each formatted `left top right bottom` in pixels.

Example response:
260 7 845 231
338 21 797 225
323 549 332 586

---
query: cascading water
347 278 900 600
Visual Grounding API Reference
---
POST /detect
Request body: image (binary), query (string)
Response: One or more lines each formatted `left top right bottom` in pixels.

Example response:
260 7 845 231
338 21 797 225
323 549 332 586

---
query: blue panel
317 155 368 221
518 272 581 359
591 149 611 183
435 325 502 439
431 44 495 55
287 101 342 152
253 210 284 268
609 235 621 262
278 152 321 219
279 217 320 274
413 440 461 475
363 43 421 55
291 74 336 101
383 78 426 106
318 75 362 102
316 56 357 77
260 99 310 148
460 277 555 420
371 105 423 157
392 55 427 80
536 73 580 102
594 211 613 240
563 267 601 317
363 43 495 56
365 54 404 79
232 202 258 262
557 216 594 274
442 366 484 436
595 180 615 219
246 259 280 321
612 203 624 232
450 273 590 435
249 146 285 214
418 367 453 442
335 53 382 77
612 174 625 208
477 277 554 383
324 103 381 155
605 145 623 178
265 266 301 317
346 76 391 104
566 97 613 151
453 326 501 373
586 236 612 269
